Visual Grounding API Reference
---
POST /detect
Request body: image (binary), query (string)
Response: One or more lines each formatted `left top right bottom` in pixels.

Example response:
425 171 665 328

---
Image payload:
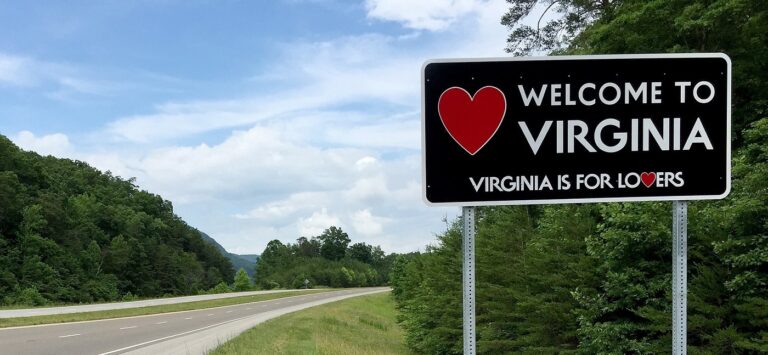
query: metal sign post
462 206 476 355
672 201 688 354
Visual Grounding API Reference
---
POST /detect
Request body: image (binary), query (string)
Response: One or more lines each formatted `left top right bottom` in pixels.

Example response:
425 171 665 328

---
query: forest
0 130 397 306
391 0 768 353
254 226 397 289
0 135 234 305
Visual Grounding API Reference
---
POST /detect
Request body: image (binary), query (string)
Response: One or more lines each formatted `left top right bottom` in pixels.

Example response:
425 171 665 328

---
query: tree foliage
318 226 351 261
254 227 397 289
0 137 234 305
233 268 252 292
392 1 768 353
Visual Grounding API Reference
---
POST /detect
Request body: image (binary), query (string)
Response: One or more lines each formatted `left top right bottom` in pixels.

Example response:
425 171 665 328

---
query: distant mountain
237 254 259 263
198 232 259 277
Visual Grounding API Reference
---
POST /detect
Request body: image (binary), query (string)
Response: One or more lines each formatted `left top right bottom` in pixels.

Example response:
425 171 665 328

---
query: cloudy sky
1 0 523 254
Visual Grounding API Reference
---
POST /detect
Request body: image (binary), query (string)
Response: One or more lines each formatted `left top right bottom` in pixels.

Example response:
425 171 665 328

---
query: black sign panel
422 54 731 206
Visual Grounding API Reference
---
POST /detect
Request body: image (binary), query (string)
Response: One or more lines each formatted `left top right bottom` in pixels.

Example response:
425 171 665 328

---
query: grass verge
0 289 333 328
210 292 410 355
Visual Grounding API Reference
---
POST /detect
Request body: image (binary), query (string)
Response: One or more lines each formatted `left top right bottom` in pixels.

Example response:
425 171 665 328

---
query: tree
502 0 614 56
256 240 289 276
348 242 373 263
296 236 321 257
710 118 768 353
253 233 394 289
391 220 463 354
318 226 350 261
233 268 251 291
0 171 22 236
392 1 768 353
0 136 235 304
500 1 768 352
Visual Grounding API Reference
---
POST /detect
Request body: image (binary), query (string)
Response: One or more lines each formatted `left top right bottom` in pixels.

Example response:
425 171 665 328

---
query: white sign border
421 53 732 207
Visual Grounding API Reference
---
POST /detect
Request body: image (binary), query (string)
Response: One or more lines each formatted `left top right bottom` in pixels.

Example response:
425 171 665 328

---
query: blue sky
1 0 520 254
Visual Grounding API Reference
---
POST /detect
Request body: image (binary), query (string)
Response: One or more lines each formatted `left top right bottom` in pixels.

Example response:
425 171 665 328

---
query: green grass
210 292 411 355
0 289 333 328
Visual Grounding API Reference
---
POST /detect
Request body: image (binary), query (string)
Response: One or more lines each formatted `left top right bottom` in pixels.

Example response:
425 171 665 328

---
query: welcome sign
422 54 731 206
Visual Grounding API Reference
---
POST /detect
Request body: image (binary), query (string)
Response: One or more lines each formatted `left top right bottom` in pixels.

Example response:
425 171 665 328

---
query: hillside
199 232 258 276
0 135 234 305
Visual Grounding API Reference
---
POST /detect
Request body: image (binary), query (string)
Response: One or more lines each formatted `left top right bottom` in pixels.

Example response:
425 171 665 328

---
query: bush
209 281 230 294
14 287 48 306
262 280 280 290
83 275 119 302
121 292 139 301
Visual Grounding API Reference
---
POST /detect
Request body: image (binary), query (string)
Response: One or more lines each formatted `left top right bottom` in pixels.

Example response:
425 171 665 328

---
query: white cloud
13 2 506 254
0 54 36 87
351 209 389 236
298 208 342 237
104 34 421 144
103 5 510 145
12 131 73 157
364 0 481 31
93 125 371 204
344 175 389 202
233 191 324 223
0 52 116 99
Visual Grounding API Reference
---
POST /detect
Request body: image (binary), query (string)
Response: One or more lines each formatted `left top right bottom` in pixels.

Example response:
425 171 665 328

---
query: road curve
0 287 390 355
0 289 320 318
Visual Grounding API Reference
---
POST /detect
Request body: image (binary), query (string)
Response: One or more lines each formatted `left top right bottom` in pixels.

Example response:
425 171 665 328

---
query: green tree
710 118 768 352
348 242 373 263
502 0 614 56
498 0 768 352
0 171 22 236
255 239 290 284
296 236 320 257
233 268 251 291
0 136 235 304
318 226 350 261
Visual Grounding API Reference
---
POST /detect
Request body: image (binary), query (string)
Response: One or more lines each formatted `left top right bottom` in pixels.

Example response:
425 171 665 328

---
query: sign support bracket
462 206 476 355
672 201 687 354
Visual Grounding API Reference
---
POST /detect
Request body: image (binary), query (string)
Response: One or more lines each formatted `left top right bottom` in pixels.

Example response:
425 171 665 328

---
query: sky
0 0 524 254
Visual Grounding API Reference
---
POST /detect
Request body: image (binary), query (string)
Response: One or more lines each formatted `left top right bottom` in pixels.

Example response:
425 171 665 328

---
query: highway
0 289 320 318
0 287 389 355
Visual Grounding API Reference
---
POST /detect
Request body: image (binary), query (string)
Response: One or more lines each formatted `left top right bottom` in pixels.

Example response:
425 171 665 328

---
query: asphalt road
0 287 390 355
0 289 320 318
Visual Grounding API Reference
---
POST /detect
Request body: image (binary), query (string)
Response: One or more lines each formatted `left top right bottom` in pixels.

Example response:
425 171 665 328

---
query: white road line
58 333 81 338
226 310 232 313
120 326 137 330
184 317 193 320
155 321 167 325
207 313 214 316
97 313 262 355
94 289 385 355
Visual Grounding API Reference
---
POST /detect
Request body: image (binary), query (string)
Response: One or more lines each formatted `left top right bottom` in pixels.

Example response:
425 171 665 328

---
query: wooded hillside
0 136 234 305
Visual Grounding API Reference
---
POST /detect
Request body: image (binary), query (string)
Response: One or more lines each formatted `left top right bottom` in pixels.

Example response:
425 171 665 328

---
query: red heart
438 86 506 155
641 172 656 187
